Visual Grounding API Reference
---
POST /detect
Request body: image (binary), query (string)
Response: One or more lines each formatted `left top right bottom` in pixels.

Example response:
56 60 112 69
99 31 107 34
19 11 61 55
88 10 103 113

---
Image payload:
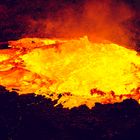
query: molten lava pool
0 36 140 108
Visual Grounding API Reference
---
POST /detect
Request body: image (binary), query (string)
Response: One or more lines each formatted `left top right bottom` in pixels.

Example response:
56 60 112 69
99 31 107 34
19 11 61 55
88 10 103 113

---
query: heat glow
0 36 140 108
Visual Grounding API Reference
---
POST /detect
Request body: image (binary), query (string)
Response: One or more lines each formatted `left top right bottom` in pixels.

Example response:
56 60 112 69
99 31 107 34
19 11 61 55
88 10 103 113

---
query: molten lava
0 36 140 108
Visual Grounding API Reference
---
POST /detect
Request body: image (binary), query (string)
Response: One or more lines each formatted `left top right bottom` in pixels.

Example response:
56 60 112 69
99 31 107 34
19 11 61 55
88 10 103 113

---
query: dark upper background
0 0 140 50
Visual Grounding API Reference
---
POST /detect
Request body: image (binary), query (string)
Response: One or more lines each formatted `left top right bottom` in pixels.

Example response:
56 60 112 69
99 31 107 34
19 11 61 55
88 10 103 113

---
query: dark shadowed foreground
0 85 140 140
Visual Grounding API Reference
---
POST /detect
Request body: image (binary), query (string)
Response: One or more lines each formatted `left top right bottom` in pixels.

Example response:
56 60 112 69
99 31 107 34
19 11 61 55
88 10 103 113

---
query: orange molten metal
0 36 140 108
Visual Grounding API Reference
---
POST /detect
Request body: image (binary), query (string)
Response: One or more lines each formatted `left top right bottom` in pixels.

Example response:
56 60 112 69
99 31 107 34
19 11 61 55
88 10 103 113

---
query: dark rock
0 85 140 140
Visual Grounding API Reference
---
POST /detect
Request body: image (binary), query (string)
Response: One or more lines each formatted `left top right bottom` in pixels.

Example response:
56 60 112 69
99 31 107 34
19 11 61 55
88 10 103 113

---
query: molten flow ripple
0 36 140 108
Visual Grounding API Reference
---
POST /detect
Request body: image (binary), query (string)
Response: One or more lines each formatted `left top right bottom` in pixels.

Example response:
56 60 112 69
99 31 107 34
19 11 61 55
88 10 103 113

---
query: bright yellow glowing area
0 36 140 108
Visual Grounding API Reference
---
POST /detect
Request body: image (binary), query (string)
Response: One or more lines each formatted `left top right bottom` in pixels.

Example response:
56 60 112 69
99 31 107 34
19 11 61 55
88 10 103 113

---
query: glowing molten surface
0 36 140 108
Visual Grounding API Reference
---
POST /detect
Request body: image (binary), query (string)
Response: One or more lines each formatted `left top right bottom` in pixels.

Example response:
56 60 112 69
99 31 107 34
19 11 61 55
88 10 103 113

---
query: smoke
0 0 138 47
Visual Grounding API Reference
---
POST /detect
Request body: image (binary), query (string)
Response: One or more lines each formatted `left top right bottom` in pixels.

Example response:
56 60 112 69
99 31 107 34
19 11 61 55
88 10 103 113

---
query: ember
0 36 140 108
